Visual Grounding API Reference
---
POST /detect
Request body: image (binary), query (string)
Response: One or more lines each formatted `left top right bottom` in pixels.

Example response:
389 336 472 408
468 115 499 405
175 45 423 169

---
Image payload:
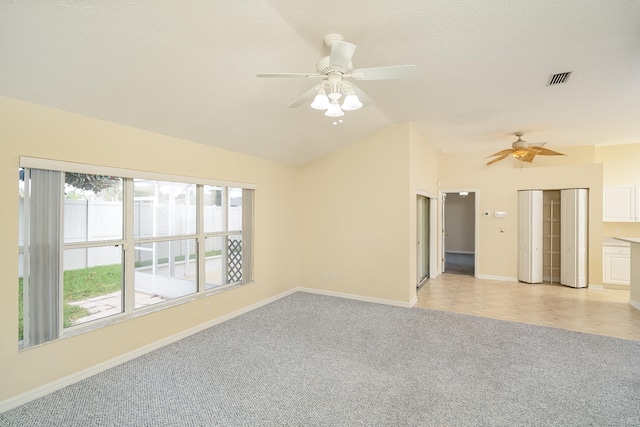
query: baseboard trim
409 295 418 307
629 299 640 311
588 284 605 290
0 288 298 414
476 274 518 282
297 287 415 308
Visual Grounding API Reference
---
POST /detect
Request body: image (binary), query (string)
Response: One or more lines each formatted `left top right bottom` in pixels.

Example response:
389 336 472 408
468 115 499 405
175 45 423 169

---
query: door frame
439 189 480 277
416 190 438 286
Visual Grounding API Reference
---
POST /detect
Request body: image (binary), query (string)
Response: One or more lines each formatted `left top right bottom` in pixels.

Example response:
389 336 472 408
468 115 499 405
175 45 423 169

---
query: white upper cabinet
603 186 636 222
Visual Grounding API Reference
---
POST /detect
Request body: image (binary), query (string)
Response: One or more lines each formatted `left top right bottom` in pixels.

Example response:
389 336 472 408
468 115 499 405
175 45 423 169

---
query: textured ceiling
2 1 640 165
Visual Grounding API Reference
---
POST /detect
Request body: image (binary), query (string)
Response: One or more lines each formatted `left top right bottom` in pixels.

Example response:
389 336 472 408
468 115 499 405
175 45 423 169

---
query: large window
18 158 254 348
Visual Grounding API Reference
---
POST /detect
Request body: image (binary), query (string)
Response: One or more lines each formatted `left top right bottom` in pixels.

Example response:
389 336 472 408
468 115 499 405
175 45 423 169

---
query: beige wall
0 97 299 402
438 149 603 283
408 124 439 291
298 123 438 304
300 123 405 303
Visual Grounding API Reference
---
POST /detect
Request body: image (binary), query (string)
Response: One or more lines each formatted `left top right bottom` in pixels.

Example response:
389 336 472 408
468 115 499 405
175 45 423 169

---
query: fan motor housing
316 56 353 75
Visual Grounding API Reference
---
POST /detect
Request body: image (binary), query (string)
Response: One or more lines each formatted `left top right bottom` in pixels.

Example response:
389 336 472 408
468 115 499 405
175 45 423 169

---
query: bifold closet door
560 189 588 288
518 190 543 283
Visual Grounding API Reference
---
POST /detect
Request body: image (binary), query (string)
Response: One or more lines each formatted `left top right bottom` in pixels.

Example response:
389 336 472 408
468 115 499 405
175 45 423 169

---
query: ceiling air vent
547 72 572 86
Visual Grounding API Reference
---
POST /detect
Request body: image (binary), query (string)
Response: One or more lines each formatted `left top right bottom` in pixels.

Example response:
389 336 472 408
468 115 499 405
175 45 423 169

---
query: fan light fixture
257 34 418 119
310 88 330 110
312 80 362 117
485 132 566 166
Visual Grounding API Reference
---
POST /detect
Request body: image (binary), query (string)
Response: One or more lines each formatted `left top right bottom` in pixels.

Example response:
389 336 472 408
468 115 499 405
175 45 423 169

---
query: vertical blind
26 168 62 346
242 189 254 284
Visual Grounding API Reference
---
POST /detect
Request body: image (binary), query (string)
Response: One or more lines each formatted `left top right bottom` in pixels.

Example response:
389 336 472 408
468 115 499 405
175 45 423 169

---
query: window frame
19 156 255 348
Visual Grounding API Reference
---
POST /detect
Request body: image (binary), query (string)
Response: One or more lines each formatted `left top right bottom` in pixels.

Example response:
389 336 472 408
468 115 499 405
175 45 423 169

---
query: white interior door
518 190 543 283
560 189 588 288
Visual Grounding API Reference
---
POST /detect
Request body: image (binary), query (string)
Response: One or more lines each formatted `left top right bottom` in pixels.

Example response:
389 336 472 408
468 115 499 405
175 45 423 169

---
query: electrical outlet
204 302 211 312
323 272 328 279
502 261 507 267
331 272 336 280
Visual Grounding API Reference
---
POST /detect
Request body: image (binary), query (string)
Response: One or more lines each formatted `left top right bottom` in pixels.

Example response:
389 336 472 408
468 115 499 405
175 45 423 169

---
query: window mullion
124 178 135 314
197 185 205 293
222 188 229 285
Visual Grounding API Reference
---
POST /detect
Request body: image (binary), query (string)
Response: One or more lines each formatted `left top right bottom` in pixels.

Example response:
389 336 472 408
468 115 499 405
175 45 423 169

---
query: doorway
442 191 476 276
417 193 437 288
417 195 430 287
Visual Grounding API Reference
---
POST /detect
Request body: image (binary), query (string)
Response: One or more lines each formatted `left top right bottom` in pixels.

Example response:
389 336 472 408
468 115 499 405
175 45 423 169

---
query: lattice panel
228 238 242 283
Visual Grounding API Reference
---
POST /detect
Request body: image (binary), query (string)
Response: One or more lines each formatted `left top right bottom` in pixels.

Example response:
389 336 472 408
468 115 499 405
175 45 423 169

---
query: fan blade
330 41 357 72
257 73 320 78
351 65 417 80
485 148 515 159
288 85 321 108
349 82 373 107
486 153 511 166
527 146 566 156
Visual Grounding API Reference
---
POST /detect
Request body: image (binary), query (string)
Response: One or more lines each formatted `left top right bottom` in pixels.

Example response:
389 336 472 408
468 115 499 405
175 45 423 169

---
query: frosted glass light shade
310 89 330 110
341 93 362 111
324 101 344 117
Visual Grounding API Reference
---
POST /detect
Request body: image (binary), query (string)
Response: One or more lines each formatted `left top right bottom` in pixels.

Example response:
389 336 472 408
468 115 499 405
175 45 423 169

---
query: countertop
614 237 640 245
604 237 631 247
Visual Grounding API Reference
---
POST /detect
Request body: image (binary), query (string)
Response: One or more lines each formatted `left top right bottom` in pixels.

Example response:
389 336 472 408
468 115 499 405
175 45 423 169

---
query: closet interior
543 190 561 284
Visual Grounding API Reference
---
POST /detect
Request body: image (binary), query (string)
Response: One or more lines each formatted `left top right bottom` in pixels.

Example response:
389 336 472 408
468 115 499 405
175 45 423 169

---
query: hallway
416 274 640 341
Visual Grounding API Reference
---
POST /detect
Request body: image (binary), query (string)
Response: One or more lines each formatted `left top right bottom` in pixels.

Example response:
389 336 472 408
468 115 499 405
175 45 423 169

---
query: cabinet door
637 186 640 222
603 186 635 222
603 247 631 285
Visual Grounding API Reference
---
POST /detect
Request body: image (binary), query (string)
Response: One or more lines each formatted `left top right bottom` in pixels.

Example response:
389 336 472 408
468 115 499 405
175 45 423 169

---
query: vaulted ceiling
2 1 639 165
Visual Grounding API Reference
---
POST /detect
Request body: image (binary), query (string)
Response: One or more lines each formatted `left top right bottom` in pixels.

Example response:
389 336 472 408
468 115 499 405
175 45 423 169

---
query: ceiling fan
485 132 566 166
257 34 417 117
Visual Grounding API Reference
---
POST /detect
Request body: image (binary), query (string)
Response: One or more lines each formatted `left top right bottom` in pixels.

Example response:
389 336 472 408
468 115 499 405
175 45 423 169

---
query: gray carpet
445 252 474 276
2 292 640 426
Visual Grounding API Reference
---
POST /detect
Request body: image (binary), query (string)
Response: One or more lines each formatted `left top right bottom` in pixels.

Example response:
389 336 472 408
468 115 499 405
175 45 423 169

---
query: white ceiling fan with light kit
257 34 417 118
485 132 566 166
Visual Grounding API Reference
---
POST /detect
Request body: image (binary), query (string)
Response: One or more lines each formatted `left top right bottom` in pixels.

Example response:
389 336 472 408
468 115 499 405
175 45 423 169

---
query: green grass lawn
63 264 122 302
18 264 122 341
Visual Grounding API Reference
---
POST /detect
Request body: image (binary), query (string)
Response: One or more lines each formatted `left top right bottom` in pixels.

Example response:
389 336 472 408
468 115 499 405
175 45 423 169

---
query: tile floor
416 274 640 341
